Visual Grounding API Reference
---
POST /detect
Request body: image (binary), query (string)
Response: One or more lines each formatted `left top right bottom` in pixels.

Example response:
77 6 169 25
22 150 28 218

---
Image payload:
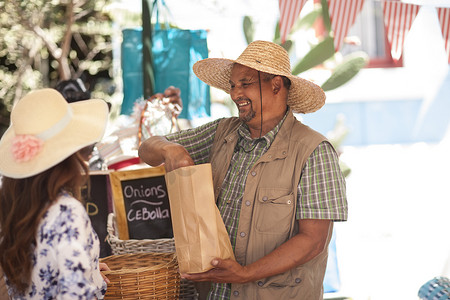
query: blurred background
1 0 449 299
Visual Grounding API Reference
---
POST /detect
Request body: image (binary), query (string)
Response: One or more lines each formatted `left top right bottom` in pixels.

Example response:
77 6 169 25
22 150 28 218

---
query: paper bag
165 163 235 274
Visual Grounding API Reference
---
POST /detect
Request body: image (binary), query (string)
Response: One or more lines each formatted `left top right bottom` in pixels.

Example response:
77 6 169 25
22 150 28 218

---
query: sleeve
53 200 105 299
296 141 348 221
165 118 221 164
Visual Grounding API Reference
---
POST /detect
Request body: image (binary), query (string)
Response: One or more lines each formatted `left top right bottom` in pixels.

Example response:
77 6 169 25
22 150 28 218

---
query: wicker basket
106 213 198 299
100 252 180 299
106 213 175 254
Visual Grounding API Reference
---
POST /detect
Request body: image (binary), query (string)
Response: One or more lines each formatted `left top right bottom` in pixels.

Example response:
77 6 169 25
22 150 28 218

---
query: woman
0 89 110 299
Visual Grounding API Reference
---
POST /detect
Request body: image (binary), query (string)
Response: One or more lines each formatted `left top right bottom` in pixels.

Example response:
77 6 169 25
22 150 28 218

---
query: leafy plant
321 51 368 91
0 0 117 136
242 0 368 93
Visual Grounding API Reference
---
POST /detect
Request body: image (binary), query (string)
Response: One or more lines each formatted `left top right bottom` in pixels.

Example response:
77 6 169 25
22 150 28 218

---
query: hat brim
0 99 108 179
193 58 325 114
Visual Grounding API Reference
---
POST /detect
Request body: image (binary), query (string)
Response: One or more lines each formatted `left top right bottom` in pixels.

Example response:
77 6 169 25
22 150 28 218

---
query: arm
139 119 221 171
183 219 332 283
54 199 107 299
138 135 194 172
184 141 346 283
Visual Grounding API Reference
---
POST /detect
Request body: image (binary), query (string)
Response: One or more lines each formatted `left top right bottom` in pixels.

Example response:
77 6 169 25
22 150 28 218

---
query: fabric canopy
277 0 450 63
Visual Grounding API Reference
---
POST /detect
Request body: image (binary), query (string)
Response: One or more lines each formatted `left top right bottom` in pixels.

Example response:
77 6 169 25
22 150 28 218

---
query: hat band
36 106 73 141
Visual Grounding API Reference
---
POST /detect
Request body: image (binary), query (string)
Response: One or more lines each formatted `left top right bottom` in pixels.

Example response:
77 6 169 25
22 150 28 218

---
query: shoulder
48 193 86 215
37 193 92 251
216 117 241 132
42 193 89 229
282 116 328 155
306 141 341 171
218 116 239 125
280 110 327 143
311 141 339 158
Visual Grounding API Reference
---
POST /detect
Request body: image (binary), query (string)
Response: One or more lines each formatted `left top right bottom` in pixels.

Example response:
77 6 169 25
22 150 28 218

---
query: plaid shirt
166 116 347 300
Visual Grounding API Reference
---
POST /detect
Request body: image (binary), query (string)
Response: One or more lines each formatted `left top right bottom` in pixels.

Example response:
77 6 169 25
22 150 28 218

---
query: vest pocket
256 265 304 288
254 188 295 234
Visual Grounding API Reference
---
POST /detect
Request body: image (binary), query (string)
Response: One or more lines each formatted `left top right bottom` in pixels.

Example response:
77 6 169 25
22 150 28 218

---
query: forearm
244 220 332 282
138 135 195 172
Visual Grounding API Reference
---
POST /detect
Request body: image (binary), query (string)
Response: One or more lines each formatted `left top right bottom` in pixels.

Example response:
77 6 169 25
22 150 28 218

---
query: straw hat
193 40 325 114
0 88 109 179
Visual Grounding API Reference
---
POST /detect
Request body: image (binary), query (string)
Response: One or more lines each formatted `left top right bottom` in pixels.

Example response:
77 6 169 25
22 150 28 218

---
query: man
138 40 348 300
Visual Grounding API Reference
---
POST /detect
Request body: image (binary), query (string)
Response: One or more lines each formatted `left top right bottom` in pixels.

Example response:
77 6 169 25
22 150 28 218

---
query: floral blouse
6 193 107 299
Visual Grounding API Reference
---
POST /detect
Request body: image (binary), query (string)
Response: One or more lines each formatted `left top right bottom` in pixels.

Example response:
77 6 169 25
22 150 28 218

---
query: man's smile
236 100 251 108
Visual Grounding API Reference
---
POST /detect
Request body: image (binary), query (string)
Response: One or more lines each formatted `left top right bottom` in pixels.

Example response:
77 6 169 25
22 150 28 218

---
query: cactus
273 20 293 53
321 51 369 91
291 6 322 32
292 36 335 75
243 16 254 45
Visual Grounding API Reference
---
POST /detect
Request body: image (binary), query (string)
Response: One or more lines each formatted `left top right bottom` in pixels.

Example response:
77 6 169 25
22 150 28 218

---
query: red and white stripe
328 0 365 51
437 7 450 64
382 1 420 61
278 0 308 43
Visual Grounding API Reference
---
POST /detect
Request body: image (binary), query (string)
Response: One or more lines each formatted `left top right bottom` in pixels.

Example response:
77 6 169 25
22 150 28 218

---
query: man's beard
239 101 256 123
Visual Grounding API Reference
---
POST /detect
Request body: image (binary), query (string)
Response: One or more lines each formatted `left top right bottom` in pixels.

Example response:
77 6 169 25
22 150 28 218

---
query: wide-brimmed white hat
0 88 109 179
193 40 325 114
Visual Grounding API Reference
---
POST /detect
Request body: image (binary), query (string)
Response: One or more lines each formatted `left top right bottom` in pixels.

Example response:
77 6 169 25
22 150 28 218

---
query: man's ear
271 75 283 95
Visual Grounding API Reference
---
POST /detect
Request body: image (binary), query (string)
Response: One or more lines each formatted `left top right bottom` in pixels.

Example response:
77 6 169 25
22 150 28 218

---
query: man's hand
164 86 182 108
161 142 194 172
181 258 252 284
138 136 194 170
179 220 332 285
150 86 182 109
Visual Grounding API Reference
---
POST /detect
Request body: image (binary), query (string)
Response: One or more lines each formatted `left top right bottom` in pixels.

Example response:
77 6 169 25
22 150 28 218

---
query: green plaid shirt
166 116 347 300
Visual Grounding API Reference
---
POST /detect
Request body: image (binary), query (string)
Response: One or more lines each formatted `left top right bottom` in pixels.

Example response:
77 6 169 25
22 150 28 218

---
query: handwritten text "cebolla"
127 204 170 222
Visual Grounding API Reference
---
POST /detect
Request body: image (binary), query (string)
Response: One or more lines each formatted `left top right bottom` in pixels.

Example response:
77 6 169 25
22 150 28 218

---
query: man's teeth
238 101 250 107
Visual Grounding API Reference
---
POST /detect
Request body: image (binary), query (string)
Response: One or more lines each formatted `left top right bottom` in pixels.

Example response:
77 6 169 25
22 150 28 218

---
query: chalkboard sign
110 166 173 240
82 171 112 258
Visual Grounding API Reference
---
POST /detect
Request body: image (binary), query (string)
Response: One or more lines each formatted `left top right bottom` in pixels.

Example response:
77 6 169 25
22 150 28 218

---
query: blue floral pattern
6 193 107 299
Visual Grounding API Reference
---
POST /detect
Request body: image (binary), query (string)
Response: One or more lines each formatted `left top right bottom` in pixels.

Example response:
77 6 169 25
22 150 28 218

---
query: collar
237 108 289 148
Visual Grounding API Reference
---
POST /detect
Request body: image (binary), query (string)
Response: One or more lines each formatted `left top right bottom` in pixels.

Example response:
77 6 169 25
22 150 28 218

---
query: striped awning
328 0 366 51
437 7 450 63
381 1 420 61
278 0 308 43
276 0 450 64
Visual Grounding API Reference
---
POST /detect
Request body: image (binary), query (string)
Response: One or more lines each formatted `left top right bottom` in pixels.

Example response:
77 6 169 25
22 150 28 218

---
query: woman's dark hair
0 152 89 294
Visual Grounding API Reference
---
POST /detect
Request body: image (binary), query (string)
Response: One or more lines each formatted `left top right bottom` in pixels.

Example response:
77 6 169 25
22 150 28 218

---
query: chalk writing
127 205 170 221
86 202 99 216
123 184 166 199
119 174 173 239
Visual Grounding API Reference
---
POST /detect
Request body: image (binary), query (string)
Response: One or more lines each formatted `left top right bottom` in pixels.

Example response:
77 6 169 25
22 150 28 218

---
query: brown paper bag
165 163 235 274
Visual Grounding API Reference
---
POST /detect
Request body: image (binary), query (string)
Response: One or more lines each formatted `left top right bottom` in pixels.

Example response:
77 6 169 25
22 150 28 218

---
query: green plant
0 0 117 136
326 115 351 177
242 0 369 92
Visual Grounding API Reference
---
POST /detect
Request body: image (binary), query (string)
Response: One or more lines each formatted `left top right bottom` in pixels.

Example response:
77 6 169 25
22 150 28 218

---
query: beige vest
209 110 331 300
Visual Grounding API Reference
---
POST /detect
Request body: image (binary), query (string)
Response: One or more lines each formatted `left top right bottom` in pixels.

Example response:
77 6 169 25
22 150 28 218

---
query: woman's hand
99 262 111 284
